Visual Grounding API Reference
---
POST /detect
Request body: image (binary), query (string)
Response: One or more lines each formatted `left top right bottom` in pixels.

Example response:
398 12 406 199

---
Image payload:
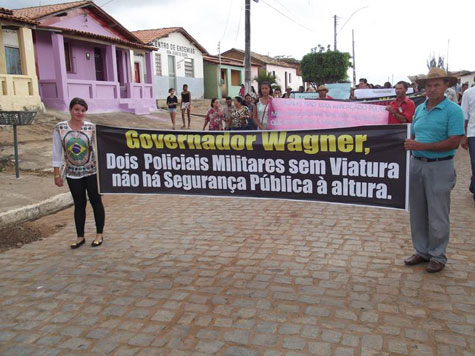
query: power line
260 0 314 33
272 0 297 20
235 1 244 44
100 0 116 7
221 0 234 41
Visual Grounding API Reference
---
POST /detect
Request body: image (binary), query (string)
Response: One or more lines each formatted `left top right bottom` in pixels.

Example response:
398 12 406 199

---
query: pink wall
66 39 104 81
35 31 56 80
40 8 121 39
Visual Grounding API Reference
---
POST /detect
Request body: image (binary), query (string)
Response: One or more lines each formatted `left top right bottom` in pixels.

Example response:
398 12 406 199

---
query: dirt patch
0 208 71 253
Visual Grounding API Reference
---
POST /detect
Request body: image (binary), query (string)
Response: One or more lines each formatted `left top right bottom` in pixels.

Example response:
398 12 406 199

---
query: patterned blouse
230 106 249 129
205 108 224 130
52 121 96 179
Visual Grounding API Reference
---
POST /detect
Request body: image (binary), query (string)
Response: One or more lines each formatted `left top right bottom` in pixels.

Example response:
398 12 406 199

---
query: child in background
166 88 178 130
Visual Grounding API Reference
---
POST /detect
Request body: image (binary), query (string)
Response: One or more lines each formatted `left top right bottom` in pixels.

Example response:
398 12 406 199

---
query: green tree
301 46 351 88
253 69 278 88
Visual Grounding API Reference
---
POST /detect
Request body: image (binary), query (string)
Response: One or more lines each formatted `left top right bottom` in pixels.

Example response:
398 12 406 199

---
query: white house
221 48 302 91
133 27 208 99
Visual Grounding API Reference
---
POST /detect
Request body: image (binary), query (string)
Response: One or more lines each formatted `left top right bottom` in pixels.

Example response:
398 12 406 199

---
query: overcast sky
4 0 475 85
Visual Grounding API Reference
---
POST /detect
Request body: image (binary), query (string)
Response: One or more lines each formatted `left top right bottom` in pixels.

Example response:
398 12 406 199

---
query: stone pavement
0 149 474 356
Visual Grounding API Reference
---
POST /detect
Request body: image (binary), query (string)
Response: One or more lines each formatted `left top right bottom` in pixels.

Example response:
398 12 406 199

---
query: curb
0 193 73 231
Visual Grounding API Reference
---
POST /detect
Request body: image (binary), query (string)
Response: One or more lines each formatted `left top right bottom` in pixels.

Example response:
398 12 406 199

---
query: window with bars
154 53 162 76
184 58 194 77
64 42 72 73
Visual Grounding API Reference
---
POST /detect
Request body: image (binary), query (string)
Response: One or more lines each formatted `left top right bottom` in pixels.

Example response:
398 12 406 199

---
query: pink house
13 1 156 114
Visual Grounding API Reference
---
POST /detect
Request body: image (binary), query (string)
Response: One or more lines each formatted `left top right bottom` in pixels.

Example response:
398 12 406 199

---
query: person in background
445 85 458 103
358 78 369 89
273 87 282 98
52 97 105 249
166 88 178 130
239 84 245 98
306 86 315 92
181 84 192 129
222 96 233 130
411 82 419 93
253 81 273 130
461 84 475 202
203 98 224 131
244 94 256 130
298 85 305 93
458 82 469 105
403 68 465 273
384 81 392 89
386 81 415 124
283 87 293 98
250 86 258 102
228 97 249 130
316 85 333 100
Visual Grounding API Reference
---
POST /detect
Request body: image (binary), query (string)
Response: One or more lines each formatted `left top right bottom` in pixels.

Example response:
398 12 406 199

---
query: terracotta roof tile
38 25 155 51
203 55 259 67
132 27 208 54
0 7 38 25
13 1 143 44
223 48 295 68
132 27 181 44
12 0 89 20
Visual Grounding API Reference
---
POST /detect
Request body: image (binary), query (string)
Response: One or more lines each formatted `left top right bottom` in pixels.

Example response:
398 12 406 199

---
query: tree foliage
253 69 278 88
301 46 351 87
274 55 300 65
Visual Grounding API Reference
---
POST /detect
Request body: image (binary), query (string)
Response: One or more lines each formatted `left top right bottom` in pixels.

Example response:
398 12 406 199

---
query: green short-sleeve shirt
411 97 465 159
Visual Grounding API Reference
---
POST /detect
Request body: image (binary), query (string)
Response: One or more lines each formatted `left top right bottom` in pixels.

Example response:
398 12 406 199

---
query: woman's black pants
66 174 105 238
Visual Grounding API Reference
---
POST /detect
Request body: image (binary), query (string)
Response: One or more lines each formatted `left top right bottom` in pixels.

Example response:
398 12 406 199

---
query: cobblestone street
0 150 474 356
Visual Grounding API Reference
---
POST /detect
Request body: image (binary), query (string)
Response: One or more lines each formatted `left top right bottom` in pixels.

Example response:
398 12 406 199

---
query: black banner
96 125 409 209
356 93 426 107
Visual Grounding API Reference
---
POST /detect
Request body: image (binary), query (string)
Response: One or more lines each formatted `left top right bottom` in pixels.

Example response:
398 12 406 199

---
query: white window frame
184 58 194 78
154 52 162 76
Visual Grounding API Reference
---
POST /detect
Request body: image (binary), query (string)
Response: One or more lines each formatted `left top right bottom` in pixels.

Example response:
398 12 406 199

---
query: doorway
134 62 141 83
168 55 176 90
221 69 227 98
94 47 104 81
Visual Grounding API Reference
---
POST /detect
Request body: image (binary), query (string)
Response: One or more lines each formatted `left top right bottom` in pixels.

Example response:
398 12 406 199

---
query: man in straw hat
316 85 333 100
403 67 465 273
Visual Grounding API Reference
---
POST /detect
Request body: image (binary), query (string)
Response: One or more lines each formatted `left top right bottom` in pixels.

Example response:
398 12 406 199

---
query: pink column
105 44 117 82
51 33 68 102
145 52 153 84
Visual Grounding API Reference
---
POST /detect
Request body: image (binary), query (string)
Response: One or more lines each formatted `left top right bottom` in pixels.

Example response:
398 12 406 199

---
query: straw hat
316 85 329 92
416 67 457 87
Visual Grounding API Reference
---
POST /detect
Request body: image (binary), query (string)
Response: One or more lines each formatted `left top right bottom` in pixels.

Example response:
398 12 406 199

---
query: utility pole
244 0 251 94
446 39 450 73
333 15 337 50
352 29 356 87
218 41 222 98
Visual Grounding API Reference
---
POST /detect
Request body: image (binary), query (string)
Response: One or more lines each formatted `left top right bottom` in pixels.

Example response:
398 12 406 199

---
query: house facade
13 1 156 114
203 55 260 99
133 27 206 100
221 48 303 91
0 8 43 111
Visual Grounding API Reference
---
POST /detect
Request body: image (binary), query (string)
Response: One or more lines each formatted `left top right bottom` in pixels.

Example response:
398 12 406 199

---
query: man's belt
412 155 454 162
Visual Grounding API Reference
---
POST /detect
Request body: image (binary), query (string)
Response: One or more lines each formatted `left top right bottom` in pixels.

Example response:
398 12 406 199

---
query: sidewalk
0 108 208 229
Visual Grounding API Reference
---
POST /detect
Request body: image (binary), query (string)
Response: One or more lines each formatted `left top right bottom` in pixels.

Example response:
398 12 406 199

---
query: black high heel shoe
70 238 85 249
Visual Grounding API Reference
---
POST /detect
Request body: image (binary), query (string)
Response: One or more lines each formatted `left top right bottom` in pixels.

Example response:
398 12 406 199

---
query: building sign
154 40 196 58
